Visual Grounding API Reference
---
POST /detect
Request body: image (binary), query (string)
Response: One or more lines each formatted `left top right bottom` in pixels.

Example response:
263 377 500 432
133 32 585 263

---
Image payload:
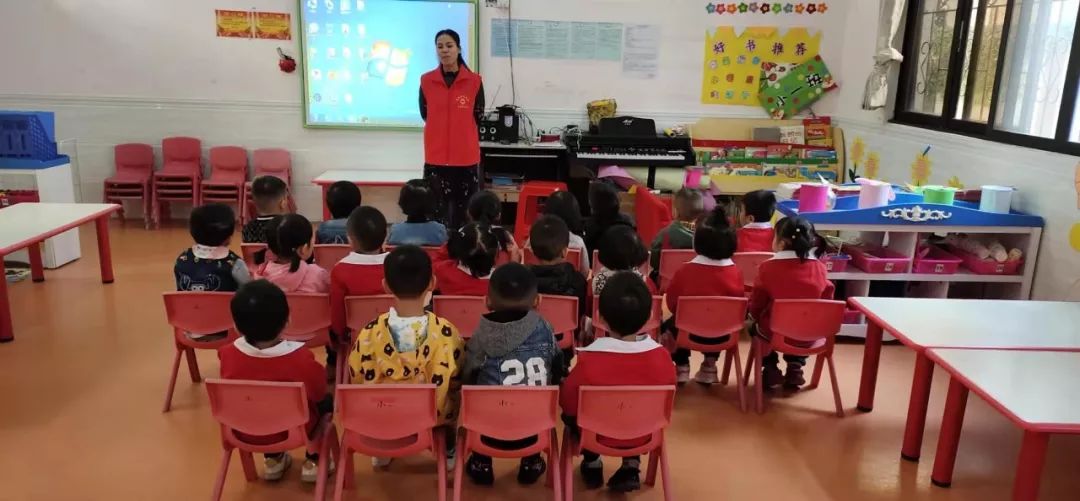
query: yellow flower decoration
910 153 932 187
864 152 880 180
947 176 964 189
850 137 867 169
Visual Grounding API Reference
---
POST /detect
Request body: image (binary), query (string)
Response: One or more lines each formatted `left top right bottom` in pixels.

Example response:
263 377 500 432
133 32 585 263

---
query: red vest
421 66 482 167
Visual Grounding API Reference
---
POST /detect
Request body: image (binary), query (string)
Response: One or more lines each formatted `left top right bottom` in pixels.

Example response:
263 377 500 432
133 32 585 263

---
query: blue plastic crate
0 111 60 160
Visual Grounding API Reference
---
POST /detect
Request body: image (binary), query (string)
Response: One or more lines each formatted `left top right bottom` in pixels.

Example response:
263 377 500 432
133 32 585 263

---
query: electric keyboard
568 135 696 167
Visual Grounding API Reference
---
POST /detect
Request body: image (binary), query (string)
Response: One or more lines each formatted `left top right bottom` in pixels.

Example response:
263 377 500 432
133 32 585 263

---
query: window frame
893 0 1080 156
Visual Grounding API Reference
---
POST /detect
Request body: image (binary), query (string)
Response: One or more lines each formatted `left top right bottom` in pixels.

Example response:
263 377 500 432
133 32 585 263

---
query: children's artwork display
701 27 821 106
757 55 836 118
704 2 830 15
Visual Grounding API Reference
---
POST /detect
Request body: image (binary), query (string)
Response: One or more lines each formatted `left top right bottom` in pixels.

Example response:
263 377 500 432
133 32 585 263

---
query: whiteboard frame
298 0 480 130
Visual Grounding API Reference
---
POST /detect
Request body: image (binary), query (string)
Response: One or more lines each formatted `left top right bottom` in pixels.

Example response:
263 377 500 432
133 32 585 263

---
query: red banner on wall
215 9 252 38
255 12 292 40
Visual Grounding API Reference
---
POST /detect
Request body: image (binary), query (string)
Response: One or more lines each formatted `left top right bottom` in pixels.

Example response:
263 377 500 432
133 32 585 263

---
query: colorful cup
922 186 957 205
799 184 832 213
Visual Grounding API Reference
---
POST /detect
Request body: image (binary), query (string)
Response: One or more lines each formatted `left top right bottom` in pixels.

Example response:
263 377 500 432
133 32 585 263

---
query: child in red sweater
434 222 501 296
562 272 676 493
218 280 332 483
736 190 777 252
749 216 835 390
663 207 745 384
330 206 389 364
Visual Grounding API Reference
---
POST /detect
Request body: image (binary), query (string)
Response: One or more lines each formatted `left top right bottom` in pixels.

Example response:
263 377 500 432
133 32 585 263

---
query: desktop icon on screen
341 24 350 36
311 69 322 80
308 23 319 35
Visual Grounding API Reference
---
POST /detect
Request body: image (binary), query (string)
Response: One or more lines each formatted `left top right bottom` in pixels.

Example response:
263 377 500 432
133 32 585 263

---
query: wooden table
849 297 1080 461
312 169 416 221
926 349 1080 500
0 203 121 342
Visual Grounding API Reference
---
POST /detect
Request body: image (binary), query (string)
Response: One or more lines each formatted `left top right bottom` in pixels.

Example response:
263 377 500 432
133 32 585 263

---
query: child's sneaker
606 465 641 493
517 454 547 485
580 458 604 489
446 446 456 471
263 454 292 481
676 365 690 384
301 457 336 483
371 457 393 468
762 364 784 389
465 453 494 486
692 360 719 385
784 364 806 390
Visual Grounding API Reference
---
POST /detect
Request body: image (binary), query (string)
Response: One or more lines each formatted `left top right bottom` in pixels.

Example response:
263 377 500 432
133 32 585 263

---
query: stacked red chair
244 148 294 223
152 136 202 228
201 146 249 221
513 181 568 245
104 143 155 228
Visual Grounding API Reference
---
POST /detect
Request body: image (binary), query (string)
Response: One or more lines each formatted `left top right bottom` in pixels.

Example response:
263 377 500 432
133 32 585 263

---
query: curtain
862 0 909 110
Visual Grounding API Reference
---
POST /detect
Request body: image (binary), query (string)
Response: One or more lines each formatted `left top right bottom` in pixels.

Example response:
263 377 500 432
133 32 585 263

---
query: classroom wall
832 0 1080 301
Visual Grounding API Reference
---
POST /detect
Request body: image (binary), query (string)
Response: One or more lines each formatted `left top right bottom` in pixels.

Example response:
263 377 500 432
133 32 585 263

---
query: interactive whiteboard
300 0 477 128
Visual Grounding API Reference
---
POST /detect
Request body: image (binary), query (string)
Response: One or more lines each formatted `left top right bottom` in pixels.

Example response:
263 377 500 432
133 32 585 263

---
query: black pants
562 416 640 468
663 318 727 366
472 435 540 465
763 351 807 367
424 164 479 230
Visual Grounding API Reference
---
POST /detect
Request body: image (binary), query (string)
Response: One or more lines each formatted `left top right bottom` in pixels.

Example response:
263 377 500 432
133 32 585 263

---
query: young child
561 272 676 493
749 216 835 390
218 280 332 482
329 206 389 344
461 263 566 486
737 190 777 252
348 245 463 467
467 189 519 261
175 203 250 293
253 214 330 293
649 188 705 274
584 182 634 257
243 176 291 243
433 222 500 296
537 190 589 273
592 225 656 296
663 207 745 384
388 179 448 246
527 215 588 320
316 181 362 244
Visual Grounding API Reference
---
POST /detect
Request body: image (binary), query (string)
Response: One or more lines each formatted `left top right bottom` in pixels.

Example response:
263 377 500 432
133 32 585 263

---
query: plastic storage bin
0 189 40 207
912 246 962 274
821 252 851 272
950 246 1023 275
847 246 911 274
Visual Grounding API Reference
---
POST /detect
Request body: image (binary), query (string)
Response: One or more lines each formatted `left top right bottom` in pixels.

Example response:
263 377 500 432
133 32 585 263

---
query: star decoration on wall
706 3 716 13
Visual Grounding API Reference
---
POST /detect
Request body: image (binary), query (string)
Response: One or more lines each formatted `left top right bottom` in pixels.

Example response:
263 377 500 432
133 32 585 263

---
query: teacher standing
420 28 485 230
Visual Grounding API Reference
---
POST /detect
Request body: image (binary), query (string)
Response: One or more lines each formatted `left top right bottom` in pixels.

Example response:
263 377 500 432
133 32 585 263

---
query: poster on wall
215 9 253 38
700 27 821 106
255 12 292 40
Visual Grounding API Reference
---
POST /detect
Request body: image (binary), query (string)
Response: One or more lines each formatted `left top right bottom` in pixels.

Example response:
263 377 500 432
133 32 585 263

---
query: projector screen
300 0 477 129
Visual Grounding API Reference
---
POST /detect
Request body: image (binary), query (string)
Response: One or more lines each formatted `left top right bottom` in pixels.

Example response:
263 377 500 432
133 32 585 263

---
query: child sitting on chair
592 225 656 296
218 280 333 483
434 222 501 296
648 188 705 276
253 214 330 293
527 215 588 322
736 190 777 252
388 179 448 246
583 181 634 257
316 181 362 244
329 206 390 339
750 216 834 390
175 203 250 294
348 245 464 468
461 263 566 486
467 190 520 262
561 272 676 493
243 176 291 243
533 190 590 273
663 207 745 385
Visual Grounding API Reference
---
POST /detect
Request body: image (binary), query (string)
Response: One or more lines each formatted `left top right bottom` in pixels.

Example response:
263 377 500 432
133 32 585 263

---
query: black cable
506 0 516 106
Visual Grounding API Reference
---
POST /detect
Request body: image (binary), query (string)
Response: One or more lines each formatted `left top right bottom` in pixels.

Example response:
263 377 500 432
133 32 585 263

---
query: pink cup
799 184 831 213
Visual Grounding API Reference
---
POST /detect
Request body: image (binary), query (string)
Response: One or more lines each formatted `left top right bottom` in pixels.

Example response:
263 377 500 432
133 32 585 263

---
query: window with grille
895 0 1080 155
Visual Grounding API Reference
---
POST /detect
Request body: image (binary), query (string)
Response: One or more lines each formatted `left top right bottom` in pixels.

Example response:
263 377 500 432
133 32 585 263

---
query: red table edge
0 205 121 256
924 348 1080 434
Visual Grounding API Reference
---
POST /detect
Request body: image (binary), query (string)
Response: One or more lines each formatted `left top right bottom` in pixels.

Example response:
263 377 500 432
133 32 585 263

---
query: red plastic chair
104 143 155 228
243 148 295 223
744 299 846 416
432 296 488 340
333 384 446 501
513 181 568 245
523 248 583 274
201 146 249 219
732 252 773 291
592 250 650 277
454 386 562 501
313 244 351 270
560 386 676 500
205 379 338 501
342 295 397 383
240 243 266 271
657 249 696 292
675 297 749 412
161 292 238 412
153 136 202 228
283 293 332 349
591 295 662 339
537 294 578 351
385 245 444 263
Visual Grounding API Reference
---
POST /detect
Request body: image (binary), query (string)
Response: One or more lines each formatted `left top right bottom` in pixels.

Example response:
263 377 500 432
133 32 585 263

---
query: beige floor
1 221 1078 501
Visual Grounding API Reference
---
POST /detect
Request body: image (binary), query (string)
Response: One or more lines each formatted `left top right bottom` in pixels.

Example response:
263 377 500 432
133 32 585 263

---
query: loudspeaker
496 105 519 143
479 119 499 142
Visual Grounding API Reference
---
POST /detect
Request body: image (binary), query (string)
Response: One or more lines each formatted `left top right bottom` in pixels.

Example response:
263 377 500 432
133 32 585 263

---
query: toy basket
912 246 962 275
847 246 910 274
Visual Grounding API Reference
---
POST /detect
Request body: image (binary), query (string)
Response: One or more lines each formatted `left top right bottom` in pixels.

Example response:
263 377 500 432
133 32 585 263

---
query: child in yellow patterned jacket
348 244 464 468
